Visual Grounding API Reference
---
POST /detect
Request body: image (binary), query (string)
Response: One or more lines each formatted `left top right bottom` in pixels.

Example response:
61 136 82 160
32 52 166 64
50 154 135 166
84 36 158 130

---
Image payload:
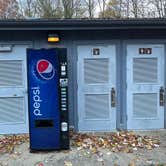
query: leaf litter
0 134 29 154
0 131 160 155
70 131 160 154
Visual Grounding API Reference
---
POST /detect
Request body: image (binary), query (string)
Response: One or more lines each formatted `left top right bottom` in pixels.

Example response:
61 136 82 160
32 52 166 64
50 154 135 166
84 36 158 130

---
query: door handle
111 88 116 107
160 86 164 106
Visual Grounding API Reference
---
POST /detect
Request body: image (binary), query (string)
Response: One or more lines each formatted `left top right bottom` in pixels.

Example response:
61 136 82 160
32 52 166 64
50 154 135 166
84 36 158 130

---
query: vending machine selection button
61 71 66 76
61 88 66 91
61 65 66 72
60 78 68 86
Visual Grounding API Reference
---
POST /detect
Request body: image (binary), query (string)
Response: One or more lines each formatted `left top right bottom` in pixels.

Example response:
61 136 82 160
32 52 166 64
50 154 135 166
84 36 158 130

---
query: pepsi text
32 86 42 116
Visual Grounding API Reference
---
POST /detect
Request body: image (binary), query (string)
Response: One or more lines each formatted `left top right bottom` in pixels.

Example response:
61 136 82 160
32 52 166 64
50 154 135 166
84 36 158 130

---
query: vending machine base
27 48 69 151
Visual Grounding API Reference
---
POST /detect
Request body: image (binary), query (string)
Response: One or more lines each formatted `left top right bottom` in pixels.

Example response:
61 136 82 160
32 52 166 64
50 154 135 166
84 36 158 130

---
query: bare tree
18 0 87 18
16 0 166 19
150 0 166 17
18 0 38 18
98 0 123 18
97 0 107 18
37 0 56 18
0 0 20 19
128 0 150 18
25 0 36 17
130 0 139 18
84 0 96 18
120 0 130 18
59 0 87 18
73 0 87 18
61 0 74 18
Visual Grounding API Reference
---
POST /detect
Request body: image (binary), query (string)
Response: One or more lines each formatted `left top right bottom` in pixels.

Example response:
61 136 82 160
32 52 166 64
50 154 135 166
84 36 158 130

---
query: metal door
0 45 29 134
77 45 116 131
127 44 164 129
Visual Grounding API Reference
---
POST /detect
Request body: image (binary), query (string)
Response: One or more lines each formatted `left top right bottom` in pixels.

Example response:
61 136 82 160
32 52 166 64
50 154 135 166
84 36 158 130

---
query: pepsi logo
36 59 55 80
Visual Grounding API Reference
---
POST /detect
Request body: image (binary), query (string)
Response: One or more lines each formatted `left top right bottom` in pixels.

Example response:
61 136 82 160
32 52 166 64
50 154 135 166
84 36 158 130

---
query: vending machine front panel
27 49 61 150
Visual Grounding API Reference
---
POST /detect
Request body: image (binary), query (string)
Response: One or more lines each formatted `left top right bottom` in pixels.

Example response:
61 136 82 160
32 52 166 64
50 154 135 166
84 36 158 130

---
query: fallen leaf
128 160 135 166
64 161 72 166
0 134 29 154
70 131 160 154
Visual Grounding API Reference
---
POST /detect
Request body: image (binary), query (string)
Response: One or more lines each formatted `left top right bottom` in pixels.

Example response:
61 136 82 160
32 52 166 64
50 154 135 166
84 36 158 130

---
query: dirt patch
0 130 166 166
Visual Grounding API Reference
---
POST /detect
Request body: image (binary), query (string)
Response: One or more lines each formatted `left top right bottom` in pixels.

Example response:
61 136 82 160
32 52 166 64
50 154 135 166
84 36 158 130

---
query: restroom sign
139 48 152 54
93 48 100 55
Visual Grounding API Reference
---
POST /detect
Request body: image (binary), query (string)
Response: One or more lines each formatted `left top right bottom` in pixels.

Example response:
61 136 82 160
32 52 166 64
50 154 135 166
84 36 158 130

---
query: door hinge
126 115 128 121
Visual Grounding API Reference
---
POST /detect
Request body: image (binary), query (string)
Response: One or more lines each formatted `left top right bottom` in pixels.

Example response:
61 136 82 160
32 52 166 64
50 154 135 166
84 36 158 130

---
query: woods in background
0 0 166 19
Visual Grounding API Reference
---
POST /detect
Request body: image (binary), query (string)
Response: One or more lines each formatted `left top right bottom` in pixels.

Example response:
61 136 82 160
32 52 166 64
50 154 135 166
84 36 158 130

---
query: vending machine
27 48 69 151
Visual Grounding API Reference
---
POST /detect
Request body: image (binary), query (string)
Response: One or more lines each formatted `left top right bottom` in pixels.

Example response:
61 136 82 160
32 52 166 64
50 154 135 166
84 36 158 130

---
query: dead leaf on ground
128 160 136 166
0 134 29 154
71 131 160 154
64 161 73 166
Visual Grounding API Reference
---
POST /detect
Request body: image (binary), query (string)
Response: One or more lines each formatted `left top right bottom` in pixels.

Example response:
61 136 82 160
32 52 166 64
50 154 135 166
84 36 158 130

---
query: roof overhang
0 19 166 30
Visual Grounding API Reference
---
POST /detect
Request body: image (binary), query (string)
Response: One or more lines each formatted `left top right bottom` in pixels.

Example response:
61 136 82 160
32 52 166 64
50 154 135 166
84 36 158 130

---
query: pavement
0 130 166 166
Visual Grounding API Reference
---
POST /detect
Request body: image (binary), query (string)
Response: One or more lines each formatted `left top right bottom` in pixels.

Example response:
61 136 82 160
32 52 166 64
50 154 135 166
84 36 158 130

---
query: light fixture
48 34 60 43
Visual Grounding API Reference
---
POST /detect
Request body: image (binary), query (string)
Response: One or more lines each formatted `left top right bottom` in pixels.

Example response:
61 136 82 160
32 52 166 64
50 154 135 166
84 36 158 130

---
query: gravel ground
0 130 166 166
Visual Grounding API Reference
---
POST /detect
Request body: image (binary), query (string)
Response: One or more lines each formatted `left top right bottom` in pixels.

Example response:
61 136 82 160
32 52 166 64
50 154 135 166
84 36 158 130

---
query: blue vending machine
27 48 69 151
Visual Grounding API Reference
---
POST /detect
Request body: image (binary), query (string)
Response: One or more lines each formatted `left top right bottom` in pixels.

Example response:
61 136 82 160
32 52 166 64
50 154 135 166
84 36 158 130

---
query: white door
0 45 29 134
77 45 116 131
127 44 164 130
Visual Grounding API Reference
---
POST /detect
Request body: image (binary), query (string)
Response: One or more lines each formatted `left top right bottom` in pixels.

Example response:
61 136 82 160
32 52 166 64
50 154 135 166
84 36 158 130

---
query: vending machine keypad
58 53 69 149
